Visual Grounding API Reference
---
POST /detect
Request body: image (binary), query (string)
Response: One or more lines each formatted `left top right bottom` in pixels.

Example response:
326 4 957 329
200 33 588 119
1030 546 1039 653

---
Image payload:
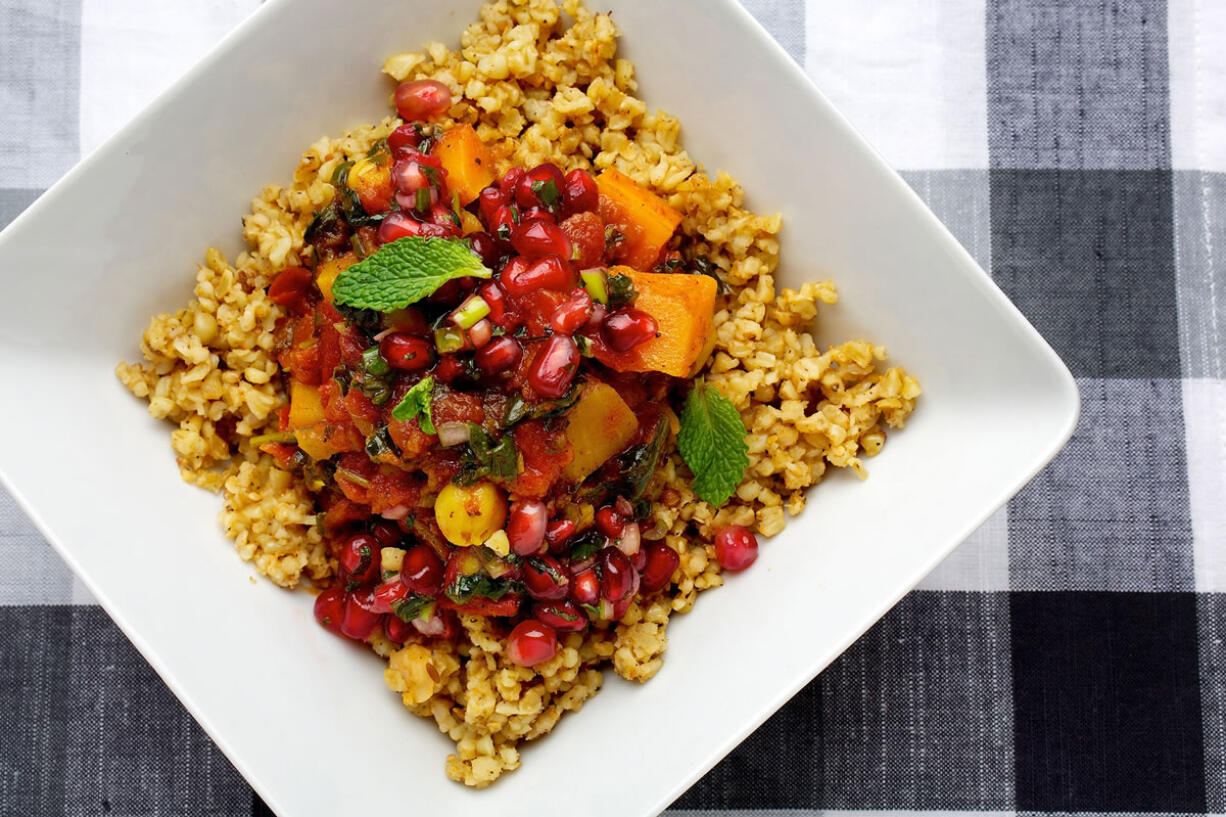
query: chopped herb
445 573 512 604
531 178 560 207
619 418 668 500
454 424 519 485
249 430 297 446
568 529 606 561
501 385 581 428
365 425 402 460
358 346 393 405
414 187 430 213
391 595 435 623
606 272 637 308
390 376 436 434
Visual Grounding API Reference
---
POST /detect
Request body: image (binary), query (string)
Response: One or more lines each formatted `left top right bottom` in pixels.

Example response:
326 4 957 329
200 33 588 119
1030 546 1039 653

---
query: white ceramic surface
0 0 1078 814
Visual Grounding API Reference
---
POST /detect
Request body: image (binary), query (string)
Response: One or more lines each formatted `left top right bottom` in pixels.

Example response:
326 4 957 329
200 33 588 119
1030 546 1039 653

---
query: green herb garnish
620 418 669 500
454 424 520 486
365 425 402 460
568 529 606 561
445 573 512 604
531 178 560 207
677 381 749 507
391 376 436 434
331 237 491 312
392 595 435 623
606 272 637 308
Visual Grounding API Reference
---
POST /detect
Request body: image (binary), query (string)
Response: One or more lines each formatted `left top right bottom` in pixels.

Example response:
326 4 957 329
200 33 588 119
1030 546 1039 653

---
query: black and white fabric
2 0 1223 813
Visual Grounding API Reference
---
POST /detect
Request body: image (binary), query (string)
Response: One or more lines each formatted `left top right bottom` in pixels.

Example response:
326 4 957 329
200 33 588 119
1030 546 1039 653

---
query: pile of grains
116 0 919 787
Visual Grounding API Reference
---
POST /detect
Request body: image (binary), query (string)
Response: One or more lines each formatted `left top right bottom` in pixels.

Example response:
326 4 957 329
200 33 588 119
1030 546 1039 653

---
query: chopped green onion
414 187 431 213
449 294 491 329
362 346 389 377
574 335 595 357
580 268 609 303
250 430 297 446
335 467 372 488
435 326 467 354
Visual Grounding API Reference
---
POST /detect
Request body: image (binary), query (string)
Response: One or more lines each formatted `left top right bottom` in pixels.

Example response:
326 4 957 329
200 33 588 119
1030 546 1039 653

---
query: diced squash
594 266 717 378
561 381 639 484
287 381 325 430
296 421 364 461
596 168 683 271
434 125 497 206
315 252 358 304
347 155 394 213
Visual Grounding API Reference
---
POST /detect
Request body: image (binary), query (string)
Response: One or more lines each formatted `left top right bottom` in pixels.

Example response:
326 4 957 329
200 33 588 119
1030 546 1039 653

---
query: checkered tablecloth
3 0 1223 813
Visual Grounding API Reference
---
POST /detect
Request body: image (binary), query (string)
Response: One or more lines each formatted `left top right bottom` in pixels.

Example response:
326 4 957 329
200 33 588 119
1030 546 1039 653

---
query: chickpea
434 481 508 547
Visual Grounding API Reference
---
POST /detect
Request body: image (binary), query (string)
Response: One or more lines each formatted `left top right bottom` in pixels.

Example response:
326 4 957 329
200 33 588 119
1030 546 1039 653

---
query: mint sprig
678 382 749 507
391 375 436 434
331 236 490 312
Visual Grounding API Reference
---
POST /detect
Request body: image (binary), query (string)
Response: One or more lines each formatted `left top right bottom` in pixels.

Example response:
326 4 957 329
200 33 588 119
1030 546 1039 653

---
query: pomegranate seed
514 163 565 210
339 533 380 585
372 578 411 613
585 302 608 331
474 336 523 374
467 231 499 268
511 218 573 260
527 334 579 398
506 619 559 667
550 288 593 335
595 506 625 538
714 525 759 571
380 332 434 371
378 211 423 243
520 205 555 224
394 79 452 120
524 555 569 601
387 123 423 157
371 520 402 548
610 594 634 621
500 255 574 296
569 569 600 606
631 548 647 572
641 543 680 593
602 308 659 352
429 201 459 228
430 278 466 306
545 519 576 551
498 166 525 195
393 160 431 195
341 590 383 640
488 204 518 243
433 354 465 384
562 168 599 215
599 547 636 601
384 614 416 644
478 186 508 223
313 587 346 636
507 500 548 555
535 599 589 632
400 544 444 596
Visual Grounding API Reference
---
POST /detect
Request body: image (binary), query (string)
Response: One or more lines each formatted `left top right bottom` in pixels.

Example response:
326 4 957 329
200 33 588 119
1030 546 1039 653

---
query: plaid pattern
2 0 1222 813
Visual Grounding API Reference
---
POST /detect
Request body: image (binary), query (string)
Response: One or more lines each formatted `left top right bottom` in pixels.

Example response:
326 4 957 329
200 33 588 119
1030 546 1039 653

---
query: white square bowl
0 0 1078 814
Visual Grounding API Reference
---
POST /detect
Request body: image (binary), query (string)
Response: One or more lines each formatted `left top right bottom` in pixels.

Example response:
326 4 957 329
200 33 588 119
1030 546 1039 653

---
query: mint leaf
331 236 490 312
391 376 436 434
678 382 749 507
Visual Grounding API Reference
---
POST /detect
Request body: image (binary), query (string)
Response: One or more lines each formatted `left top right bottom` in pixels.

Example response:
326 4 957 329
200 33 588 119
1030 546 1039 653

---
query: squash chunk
596 168 683 271
434 125 497 206
594 266 717 378
561 382 639 484
315 252 358 305
287 382 325 430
